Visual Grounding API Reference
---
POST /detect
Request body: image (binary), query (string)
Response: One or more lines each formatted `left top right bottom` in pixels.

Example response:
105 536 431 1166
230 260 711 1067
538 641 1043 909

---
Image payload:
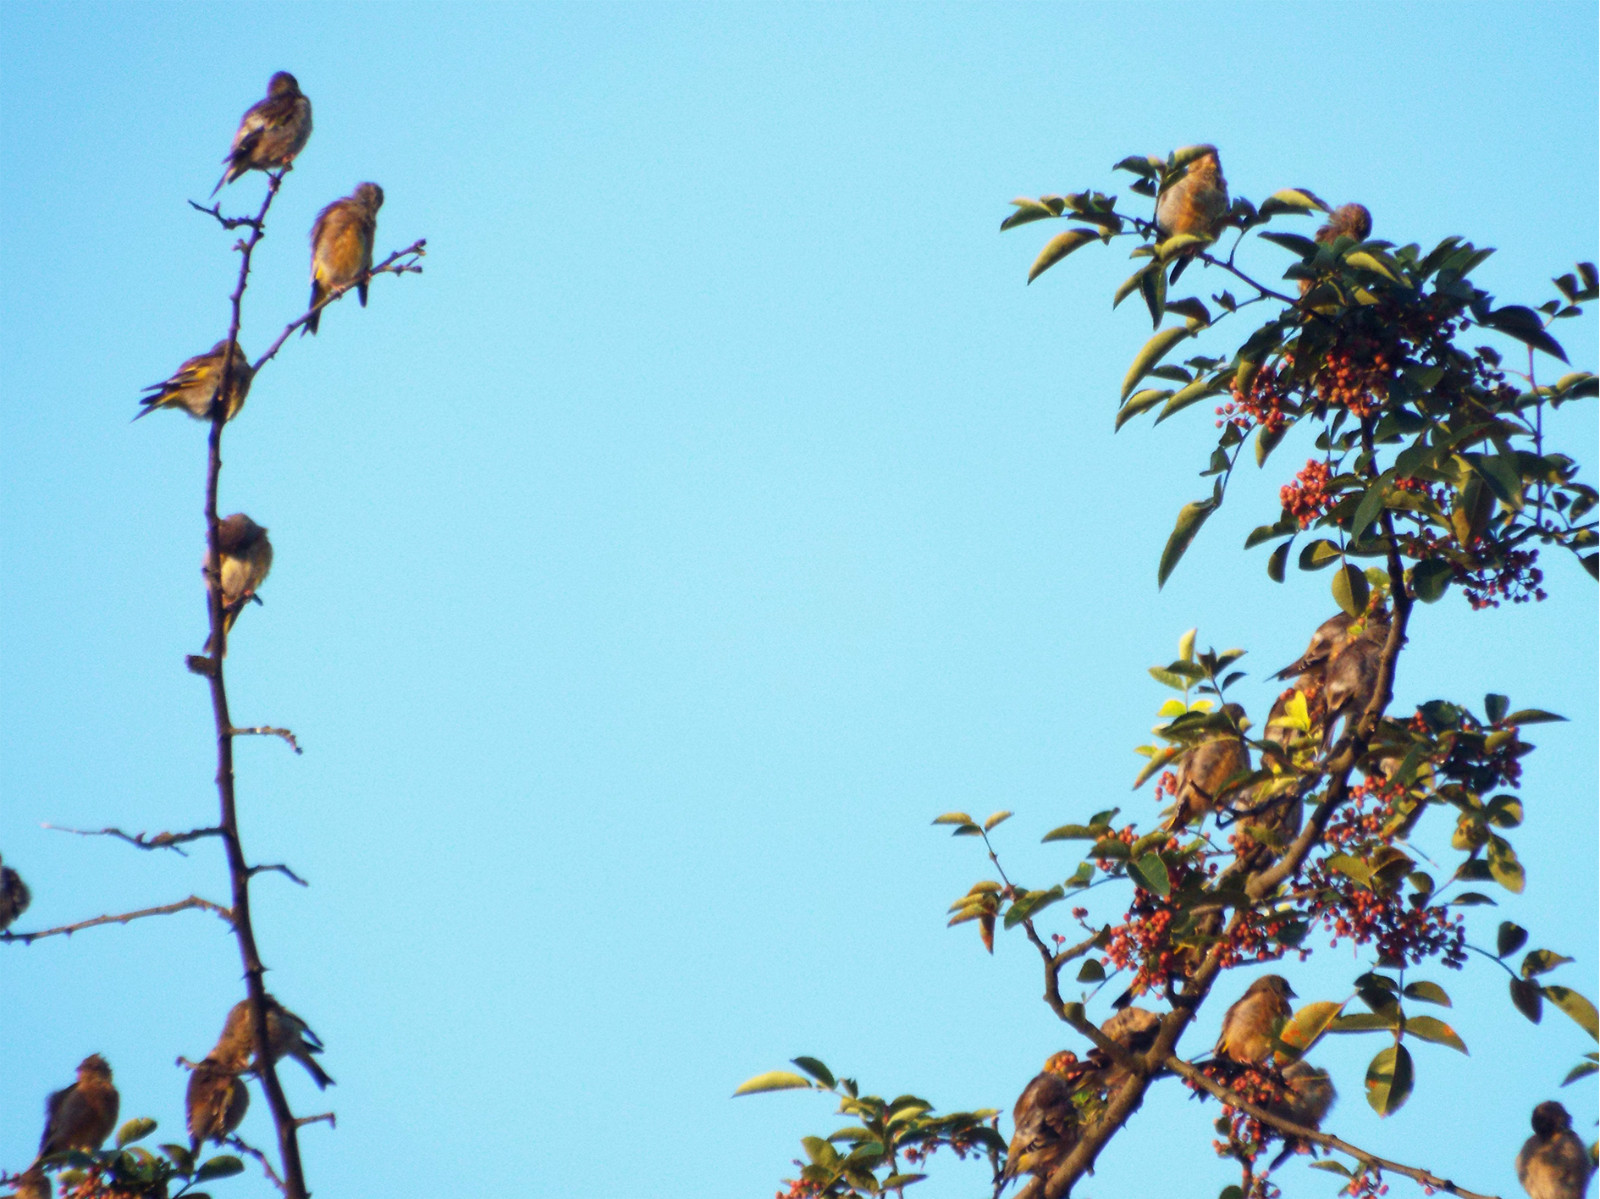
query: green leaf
1267 540 1290 583
1310 1161 1355 1178
1542 986 1599 1040
116 1118 157 1149
1562 1059 1599 1086
1510 977 1544 1023
1042 824 1107 843
1483 303 1569 363
1503 708 1568 725
1078 958 1106 983
1299 539 1343 571
1000 198 1061 232
1349 480 1390 539
1028 228 1101 284
984 810 1013 832
1364 1044 1414 1115
195 1156 245 1182
1402 981 1451 1008
1113 262 1156 310
1483 693 1509 723
159 1144 195 1172
792 1057 836 1088
932 812 974 827
1259 188 1326 217
1411 558 1453 602
733 1070 815 1096
1329 1012 1399 1033
1158 498 1216 589
1332 563 1370 617
1165 297 1212 326
1488 837 1525 893
1122 326 1192 400
1497 921 1528 958
1450 891 1496 906
1130 853 1171 896
1345 250 1399 282
1325 852 1374 888
1522 949 1574 978
1280 1000 1345 1055
1405 1015 1468 1054
1258 231 1318 257
1256 422 1287 467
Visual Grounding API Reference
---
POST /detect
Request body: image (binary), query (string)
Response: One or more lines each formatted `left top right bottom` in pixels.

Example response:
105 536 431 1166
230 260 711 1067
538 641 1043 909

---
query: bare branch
292 1111 336 1131
188 199 265 231
1167 1056 1499 1199
43 822 223 855
0 895 232 944
250 239 428 374
229 725 304 755
249 863 309 887
224 1135 288 1197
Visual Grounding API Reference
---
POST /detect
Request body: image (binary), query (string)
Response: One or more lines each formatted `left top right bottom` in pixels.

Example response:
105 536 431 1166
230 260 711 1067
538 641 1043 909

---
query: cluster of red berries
774 1179 825 1199
1280 459 1334 528
1311 342 1390 417
1343 1168 1390 1198
1305 861 1466 968
1219 364 1291 435
1458 545 1546 609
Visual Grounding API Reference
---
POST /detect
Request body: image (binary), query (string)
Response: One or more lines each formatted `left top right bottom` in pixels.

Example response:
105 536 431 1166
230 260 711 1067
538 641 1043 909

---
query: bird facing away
1003 1057 1083 1185
1169 704 1250 830
1155 145 1229 242
1263 1060 1336 1170
306 183 385 335
186 1058 250 1152
1321 635 1384 750
0 853 31 932
1272 611 1387 683
1516 1101 1593 1199
212 995 335 1089
37 1055 119 1160
1094 1006 1162 1092
1299 204 1374 297
137 340 253 423
213 72 312 196
1215 975 1296 1065
202 514 274 656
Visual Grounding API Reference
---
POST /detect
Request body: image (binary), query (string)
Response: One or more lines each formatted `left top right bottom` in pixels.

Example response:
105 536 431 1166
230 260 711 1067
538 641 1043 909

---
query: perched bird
1322 636 1384 750
137 340 254 423
1298 203 1375 295
1215 975 1296 1065
1516 1101 1593 1199
1095 1006 1161 1092
1271 612 1386 683
186 1057 250 1152
202 514 274 656
37 1055 119 1160
10 1166 49 1199
1262 1060 1336 1171
0 853 31 932
213 72 313 196
1003 1056 1083 1185
1169 704 1250 830
212 995 335 1089
1155 145 1229 283
305 183 385 335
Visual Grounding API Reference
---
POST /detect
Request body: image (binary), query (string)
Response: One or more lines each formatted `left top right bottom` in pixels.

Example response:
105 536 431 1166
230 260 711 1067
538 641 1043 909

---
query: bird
202 514 274 656
1516 1101 1593 1199
1271 612 1386 684
305 183 385 335
212 72 312 196
37 1055 119 1160
1168 704 1250 830
186 1057 250 1153
212 995 335 1089
1215 975 1296 1065
1262 1060 1336 1171
1002 1055 1085 1185
9 1166 49 1199
136 340 254 423
0 853 31 932
1321 635 1384 750
1155 145 1228 284
1298 203 1374 297
1094 1006 1162 1092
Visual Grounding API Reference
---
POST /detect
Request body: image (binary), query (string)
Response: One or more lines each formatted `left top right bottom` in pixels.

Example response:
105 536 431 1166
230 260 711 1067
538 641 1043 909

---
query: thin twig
249 863 309 887
0 896 232 944
293 1111 336 1131
42 823 224 855
223 1135 288 1197
1168 1056 1499 1199
188 200 265 231
229 725 304 755
250 239 427 373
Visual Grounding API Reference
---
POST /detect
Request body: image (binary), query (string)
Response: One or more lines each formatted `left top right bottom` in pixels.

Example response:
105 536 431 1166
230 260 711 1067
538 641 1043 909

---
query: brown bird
1169 704 1250 830
202 514 274 656
1155 145 1229 242
1272 611 1387 683
1003 1055 1084 1185
9 1166 49 1199
1215 975 1296 1065
1094 1006 1161 1092
1262 1060 1336 1170
186 1058 250 1152
0 853 31 932
137 340 253 423
1299 204 1375 297
1322 635 1384 750
213 72 313 196
1516 1101 1593 1199
305 183 385 335
37 1055 119 1160
212 995 335 1089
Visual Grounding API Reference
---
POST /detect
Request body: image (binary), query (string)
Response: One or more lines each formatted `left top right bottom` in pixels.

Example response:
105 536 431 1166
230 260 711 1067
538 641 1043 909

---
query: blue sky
1 4 1595 1197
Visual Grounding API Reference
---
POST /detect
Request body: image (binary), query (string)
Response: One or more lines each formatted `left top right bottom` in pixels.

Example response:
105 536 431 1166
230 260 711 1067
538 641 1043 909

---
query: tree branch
1168 1056 1499 1199
229 725 304 755
248 863 309 887
224 1135 288 1197
42 823 223 855
0 895 232 944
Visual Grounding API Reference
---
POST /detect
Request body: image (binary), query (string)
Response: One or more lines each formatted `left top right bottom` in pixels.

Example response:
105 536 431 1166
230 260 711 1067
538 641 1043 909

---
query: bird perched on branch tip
213 72 312 196
202 514 273 657
305 183 384 335
37 1055 119 1160
137 340 253 423
1155 145 1228 283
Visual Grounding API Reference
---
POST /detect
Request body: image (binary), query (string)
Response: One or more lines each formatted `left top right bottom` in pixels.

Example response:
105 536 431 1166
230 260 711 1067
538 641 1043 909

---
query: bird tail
296 1052 335 1090
305 283 324 336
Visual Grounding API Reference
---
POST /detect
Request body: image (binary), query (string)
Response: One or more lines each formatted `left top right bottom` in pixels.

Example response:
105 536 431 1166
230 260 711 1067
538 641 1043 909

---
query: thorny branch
0 896 232 945
1169 1056 1499 1199
225 1135 288 1197
249 863 310 887
230 725 304 755
43 822 223 855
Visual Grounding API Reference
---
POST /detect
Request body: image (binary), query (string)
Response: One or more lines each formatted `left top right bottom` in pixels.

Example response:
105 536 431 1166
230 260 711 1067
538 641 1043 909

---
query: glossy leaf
1402 981 1451 1008
983 810 1013 832
1521 949 1574 978
1405 1015 1468 1054
1122 326 1192 400
1130 853 1171 896
1364 1044 1414 1115
116 1118 157 1149
1542 986 1600 1040
1000 198 1061 232
734 1070 814 1096
792 1057 836 1088
1280 1000 1345 1055
1510 977 1544 1023
195 1156 245 1182
1158 498 1216 588
1028 228 1101 284
1497 921 1528 958
1332 562 1370 617
1411 558 1453 602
